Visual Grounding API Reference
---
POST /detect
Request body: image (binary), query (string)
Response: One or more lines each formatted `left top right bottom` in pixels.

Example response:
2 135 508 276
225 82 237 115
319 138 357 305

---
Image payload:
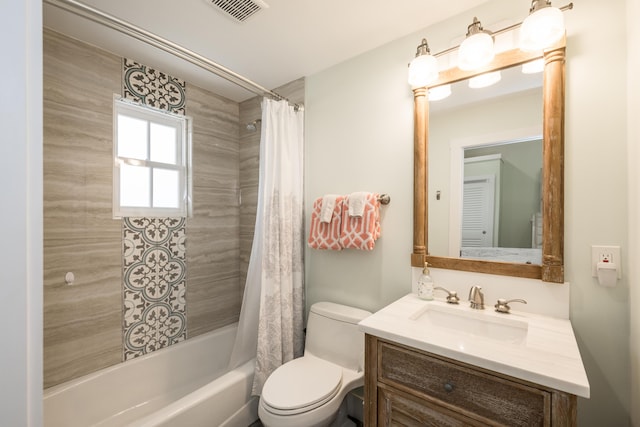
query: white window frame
113 96 192 218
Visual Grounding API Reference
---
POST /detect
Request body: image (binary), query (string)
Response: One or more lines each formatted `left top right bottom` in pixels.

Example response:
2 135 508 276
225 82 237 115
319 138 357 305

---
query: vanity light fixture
519 0 566 51
428 84 452 101
406 3 572 88
458 17 495 71
468 71 501 89
408 38 439 87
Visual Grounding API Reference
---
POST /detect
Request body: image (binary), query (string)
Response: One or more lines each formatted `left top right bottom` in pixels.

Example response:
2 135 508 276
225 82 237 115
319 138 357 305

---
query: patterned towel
308 196 344 250
340 193 381 250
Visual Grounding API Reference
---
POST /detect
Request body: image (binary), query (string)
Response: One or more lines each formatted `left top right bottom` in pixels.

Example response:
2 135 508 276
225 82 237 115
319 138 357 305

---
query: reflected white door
462 175 495 247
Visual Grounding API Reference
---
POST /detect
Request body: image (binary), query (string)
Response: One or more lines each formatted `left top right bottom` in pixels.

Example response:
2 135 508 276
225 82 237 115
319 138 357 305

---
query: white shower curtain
228 98 305 396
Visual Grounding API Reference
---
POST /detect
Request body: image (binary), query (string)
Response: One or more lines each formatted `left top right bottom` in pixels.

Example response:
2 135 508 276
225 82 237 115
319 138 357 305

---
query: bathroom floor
249 420 263 427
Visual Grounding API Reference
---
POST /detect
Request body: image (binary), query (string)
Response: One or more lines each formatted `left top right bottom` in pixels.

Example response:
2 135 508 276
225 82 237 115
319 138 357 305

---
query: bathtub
44 323 259 427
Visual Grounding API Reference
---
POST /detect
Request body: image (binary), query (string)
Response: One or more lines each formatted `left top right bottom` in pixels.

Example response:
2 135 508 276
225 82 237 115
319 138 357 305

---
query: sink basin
409 303 528 345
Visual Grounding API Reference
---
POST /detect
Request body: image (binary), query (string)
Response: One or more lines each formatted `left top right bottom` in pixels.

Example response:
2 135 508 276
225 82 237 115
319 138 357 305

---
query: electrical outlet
591 245 621 278
598 251 613 263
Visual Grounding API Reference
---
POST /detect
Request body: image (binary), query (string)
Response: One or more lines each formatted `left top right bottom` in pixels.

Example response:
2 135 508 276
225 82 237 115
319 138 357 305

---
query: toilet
258 302 372 427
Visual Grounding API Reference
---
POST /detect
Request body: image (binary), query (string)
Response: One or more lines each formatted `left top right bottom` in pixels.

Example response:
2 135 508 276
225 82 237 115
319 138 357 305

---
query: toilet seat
261 356 343 416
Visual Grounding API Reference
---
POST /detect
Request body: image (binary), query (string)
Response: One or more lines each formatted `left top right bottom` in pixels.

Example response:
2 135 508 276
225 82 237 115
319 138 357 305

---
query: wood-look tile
187 238 239 281
192 142 239 189
43 257 122 389
44 29 121 110
191 185 239 216
44 283 122 336
43 327 122 389
44 238 122 288
184 84 242 340
187 276 241 338
43 30 124 387
238 96 261 298
188 84 239 138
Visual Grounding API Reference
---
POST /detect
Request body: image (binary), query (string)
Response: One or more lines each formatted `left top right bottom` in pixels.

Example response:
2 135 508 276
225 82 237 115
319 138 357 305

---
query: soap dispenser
417 262 434 300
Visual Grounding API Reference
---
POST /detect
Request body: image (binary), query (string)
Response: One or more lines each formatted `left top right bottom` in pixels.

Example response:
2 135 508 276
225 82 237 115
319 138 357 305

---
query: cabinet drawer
378 342 551 426
378 385 486 427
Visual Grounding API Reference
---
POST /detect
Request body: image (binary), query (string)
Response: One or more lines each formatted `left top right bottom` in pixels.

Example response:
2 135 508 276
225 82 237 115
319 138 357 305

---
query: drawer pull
444 382 455 393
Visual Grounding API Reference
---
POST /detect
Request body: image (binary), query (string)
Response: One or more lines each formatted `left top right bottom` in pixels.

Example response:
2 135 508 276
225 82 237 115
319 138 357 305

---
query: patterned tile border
123 58 186 115
123 217 187 360
120 60 188 360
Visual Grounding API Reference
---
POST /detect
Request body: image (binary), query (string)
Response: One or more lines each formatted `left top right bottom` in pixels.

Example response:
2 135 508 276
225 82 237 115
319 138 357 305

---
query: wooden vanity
364 335 577 426
358 295 589 427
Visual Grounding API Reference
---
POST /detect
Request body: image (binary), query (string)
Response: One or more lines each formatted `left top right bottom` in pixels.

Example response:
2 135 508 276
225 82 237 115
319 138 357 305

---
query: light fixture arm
415 38 431 57
465 17 492 38
529 0 553 13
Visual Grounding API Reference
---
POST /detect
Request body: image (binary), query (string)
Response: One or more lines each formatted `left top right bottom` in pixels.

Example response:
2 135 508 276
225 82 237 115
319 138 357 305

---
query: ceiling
43 0 489 102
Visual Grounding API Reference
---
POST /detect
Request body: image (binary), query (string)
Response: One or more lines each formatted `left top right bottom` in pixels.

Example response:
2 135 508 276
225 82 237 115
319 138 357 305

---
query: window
113 98 191 217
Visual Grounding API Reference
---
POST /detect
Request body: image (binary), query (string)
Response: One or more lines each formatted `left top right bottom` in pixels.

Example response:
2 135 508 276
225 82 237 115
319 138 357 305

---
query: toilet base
259 394 354 427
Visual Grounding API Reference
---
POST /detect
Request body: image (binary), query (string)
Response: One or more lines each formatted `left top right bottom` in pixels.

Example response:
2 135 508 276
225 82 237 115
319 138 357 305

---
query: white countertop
358 293 590 398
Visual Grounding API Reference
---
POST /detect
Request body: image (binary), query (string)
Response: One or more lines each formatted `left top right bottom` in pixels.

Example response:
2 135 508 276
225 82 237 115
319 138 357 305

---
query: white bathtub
44 323 258 427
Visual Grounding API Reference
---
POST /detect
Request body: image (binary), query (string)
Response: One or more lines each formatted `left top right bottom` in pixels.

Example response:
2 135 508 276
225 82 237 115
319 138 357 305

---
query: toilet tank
304 302 372 372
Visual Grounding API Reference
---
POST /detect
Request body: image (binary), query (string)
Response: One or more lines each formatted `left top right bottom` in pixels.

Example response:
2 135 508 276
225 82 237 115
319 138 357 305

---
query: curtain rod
44 0 300 108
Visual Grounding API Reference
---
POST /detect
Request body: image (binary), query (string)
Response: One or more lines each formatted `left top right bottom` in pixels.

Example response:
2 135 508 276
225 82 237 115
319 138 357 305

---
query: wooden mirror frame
411 37 565 283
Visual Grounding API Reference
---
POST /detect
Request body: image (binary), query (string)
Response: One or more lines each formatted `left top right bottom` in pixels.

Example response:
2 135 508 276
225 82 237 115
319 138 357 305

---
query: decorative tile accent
123 218 187 360
123 58 186 115
121 60 188 360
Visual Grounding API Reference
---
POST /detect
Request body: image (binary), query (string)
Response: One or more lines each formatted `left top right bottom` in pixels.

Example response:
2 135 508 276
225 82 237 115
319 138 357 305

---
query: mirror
460 139 543 263
429 65 543 264
411 39 566 283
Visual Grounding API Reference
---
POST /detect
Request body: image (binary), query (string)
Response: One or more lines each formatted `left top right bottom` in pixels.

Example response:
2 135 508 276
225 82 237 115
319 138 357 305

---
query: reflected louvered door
462 176 495 247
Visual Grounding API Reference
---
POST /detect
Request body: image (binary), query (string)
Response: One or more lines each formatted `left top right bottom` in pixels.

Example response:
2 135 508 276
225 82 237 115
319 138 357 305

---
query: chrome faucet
468 285 484 309
434 286 460 304
494 298 527 314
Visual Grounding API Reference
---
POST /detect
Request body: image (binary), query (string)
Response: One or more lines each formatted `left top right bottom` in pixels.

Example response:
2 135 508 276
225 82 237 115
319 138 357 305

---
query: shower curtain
228 98 305 396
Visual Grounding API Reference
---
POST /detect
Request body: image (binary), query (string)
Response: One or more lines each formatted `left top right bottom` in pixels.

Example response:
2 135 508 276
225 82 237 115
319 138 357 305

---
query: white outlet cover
591 245 622 278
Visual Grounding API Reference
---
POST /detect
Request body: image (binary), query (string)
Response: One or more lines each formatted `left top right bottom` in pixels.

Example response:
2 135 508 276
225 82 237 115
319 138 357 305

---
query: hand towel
308 196 344 250
340 193 381 250
320 194 340 223
347 191 368 217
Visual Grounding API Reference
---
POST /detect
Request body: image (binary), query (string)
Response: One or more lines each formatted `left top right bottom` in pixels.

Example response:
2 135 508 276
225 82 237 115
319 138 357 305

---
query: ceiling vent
208 0 269 23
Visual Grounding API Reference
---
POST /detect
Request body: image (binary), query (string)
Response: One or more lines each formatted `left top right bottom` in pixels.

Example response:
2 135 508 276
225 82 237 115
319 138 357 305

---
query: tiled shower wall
43 29 242 388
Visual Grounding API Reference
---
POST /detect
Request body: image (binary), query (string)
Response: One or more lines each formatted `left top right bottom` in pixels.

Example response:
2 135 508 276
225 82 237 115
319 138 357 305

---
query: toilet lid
261 356 343 415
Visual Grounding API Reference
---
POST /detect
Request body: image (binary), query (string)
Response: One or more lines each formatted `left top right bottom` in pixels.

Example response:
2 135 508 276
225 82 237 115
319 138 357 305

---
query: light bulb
408 54 438 87
520 5 565 51
459 32 495 70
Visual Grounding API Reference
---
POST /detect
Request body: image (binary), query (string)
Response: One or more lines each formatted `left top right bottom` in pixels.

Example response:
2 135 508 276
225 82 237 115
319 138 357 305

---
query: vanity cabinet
364 335 577 426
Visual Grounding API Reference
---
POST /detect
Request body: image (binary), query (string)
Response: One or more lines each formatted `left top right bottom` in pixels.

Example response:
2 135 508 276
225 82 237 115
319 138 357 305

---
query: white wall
304 31 415 311
305 0 631 424
564 0 630 424
0 0 43 425
627 0 640 423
